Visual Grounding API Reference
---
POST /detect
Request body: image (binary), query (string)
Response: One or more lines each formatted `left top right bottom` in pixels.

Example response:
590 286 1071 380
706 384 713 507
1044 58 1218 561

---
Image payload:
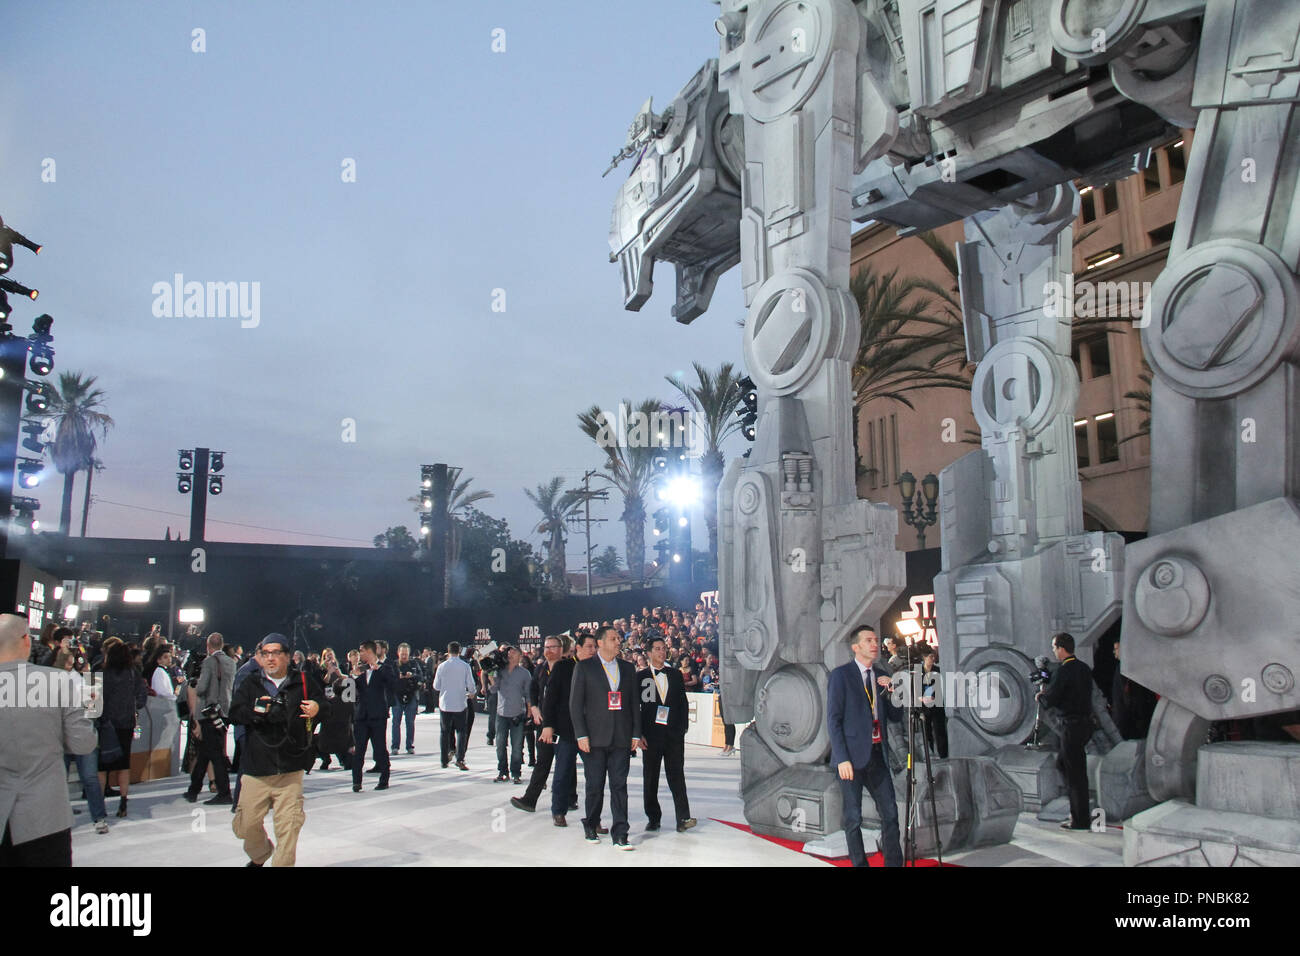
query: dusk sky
2 1 756 568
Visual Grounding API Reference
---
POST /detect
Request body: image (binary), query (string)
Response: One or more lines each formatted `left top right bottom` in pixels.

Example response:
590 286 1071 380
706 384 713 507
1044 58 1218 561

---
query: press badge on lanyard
608 691 622 710
865 678 881 743
655 705 669 725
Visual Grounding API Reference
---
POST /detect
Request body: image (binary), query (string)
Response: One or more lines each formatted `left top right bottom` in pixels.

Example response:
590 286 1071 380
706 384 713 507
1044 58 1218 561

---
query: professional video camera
1028 655 1053 685
184 649 207 687
478 643 508 675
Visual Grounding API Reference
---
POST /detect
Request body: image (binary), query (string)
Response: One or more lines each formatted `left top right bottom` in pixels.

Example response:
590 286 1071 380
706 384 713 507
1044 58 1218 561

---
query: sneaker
1059 820 1089 831
613 839 635 851
583 825 600 843
406 748 415 755
510 797 535 813
494 774 509 782
204 794 233 806
512 776 523 785
353 784 362 792
456 761 469 772
552 814 567 828
94 820 110 835
676 818 697 832
720 746 734 756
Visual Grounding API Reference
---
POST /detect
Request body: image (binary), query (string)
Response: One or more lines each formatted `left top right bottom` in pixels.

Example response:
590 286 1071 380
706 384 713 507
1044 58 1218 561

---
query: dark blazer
353 660 397 722
827 659 901 769
570 655 642 749
636 665 689 740
542 657 577 739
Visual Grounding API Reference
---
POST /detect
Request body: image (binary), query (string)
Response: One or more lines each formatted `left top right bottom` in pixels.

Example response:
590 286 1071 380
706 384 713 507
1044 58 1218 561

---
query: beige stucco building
852 133 1193 549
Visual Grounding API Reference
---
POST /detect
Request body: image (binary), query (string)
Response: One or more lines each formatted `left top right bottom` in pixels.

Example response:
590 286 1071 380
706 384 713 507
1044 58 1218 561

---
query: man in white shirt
433 642 476 770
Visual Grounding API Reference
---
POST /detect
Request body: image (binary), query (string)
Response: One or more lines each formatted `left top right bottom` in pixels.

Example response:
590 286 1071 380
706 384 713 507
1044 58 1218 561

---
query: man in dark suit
1037 631 1094 831
570 625 641 849
536 633 594 827
351 641 396 793
827 624 903 867
637 635 695 833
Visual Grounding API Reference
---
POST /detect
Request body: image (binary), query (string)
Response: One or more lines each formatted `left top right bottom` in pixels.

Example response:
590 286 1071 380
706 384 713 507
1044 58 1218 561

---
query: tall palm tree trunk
59 471 77 535
701 451 724 567
80 463 95 536
624 496 646 585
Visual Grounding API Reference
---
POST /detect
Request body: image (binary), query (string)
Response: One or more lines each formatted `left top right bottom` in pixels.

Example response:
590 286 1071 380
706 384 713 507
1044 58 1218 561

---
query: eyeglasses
259 649 288 657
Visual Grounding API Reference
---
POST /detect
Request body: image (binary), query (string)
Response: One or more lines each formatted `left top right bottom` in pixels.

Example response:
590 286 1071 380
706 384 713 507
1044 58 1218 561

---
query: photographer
228 634 328 867
390 642 423 755
1036 632 1093 832
183 633 236 806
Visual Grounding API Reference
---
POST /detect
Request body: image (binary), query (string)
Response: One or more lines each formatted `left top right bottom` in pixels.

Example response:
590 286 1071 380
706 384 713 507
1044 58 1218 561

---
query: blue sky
1 0 750 566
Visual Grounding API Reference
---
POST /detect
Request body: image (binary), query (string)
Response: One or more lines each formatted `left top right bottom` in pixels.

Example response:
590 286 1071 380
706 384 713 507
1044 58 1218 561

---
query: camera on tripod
1028 655 1053 685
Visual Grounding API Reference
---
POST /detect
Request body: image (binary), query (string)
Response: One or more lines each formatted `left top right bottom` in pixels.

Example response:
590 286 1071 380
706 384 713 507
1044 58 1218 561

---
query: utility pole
565 470 609 596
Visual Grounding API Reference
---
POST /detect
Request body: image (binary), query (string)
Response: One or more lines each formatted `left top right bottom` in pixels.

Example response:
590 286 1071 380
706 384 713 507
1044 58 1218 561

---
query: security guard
1037 632 1093 831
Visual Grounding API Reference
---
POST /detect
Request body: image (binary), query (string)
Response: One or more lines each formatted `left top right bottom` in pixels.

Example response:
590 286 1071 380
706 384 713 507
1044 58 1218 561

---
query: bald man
0 614 97 865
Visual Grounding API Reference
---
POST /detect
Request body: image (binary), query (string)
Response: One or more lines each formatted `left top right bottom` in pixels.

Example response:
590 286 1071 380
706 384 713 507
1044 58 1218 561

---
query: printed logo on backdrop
519 626 540 643
899 594 938 646
577 621 600 632
474 629 491 643
28 581 46 632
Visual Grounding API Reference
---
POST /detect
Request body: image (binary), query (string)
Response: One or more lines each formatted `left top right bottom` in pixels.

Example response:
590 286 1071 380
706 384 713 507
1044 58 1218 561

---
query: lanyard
652 668 667 703
862 668 876 716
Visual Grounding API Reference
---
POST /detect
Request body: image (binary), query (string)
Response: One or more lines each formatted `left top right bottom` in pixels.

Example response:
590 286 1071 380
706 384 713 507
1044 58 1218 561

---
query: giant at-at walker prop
609 0 1300 863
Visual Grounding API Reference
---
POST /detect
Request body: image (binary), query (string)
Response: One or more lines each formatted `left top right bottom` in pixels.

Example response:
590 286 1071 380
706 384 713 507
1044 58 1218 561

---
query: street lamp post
898 470 940 549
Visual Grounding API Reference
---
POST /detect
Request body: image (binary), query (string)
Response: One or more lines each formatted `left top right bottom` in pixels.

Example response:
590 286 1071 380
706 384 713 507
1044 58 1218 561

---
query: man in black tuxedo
351 641 397 793
827 624 903 867
637 635 695 833
570 625 641 850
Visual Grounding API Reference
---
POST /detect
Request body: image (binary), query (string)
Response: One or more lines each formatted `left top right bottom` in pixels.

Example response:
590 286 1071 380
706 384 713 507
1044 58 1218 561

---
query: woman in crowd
316 646 354 770
99 641 146 817
680 658 700 692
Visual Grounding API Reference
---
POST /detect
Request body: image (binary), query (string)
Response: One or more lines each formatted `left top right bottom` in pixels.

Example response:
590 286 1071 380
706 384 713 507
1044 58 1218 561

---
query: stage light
0 277 38 303
29 346 53 376
0 220 42 273
123 589 151 604
63 604 79 620
672 553 682 563
419 525 430 536
178 608 205 623
678 516 688 527
178 449 193 471
17 458 42 488
653 507 669 537
662 475 701 507
53 586 63 600
210 451 224 472
80 587 109 603
24 381 49 413
177 474 192 494
737 375 758 441
208 475 223 495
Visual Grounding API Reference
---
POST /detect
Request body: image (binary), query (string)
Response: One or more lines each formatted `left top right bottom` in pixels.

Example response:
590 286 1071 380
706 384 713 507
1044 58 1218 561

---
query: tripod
902 663 943 866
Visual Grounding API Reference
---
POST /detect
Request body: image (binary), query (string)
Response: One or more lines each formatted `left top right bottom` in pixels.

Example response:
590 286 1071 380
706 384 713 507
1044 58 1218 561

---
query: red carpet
714 819 958 867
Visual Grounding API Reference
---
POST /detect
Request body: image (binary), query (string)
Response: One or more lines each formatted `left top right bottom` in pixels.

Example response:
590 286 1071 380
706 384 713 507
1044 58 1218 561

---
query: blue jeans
65 751 106 823
551 736 579 816
390 698 418 750
495 714 524 778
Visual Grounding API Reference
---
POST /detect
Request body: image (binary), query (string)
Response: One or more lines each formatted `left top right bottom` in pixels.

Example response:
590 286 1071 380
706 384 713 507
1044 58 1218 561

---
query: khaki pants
232 771 305 867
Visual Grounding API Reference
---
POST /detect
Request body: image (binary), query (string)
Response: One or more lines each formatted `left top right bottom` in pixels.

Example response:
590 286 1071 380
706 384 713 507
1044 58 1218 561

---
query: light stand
901 654 943 866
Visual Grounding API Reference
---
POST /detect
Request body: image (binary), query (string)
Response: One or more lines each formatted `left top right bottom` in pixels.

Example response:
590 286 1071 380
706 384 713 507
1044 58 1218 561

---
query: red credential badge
607 691 622 710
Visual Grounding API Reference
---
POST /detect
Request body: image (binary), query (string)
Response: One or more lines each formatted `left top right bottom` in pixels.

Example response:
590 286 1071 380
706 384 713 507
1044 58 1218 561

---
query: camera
479 648 508 675
201 702 226 731
1028 655 1053 685
252 693 288 723
184 649 207 687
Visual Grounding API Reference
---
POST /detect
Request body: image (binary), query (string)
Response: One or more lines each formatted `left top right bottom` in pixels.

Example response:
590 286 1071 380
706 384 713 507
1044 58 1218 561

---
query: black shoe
583 825 599 843
182 791 199 804
115 798 128 818
676 817 697 832
376 782 389 791
320 760 332 771
553 814 567 827
613 838 635 851
1059 820 1090 831
511 797 536 812
569 801 579 811
645 820 660 832
512 776 523 785
441 762 449 769
528 760 536 767
366 766 380 774
205 794 233 806
494 773 509 782
353 784 362 792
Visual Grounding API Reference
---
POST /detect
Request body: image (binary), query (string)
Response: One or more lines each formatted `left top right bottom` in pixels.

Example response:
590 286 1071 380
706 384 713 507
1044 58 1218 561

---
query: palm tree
524 477 582 598
665 361 745 565
578 398 662 587
1119 365 1152 445
46 372 114 535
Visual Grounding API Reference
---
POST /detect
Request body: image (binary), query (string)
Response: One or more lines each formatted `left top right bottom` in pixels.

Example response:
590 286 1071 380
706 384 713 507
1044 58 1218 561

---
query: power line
89 498 373 544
